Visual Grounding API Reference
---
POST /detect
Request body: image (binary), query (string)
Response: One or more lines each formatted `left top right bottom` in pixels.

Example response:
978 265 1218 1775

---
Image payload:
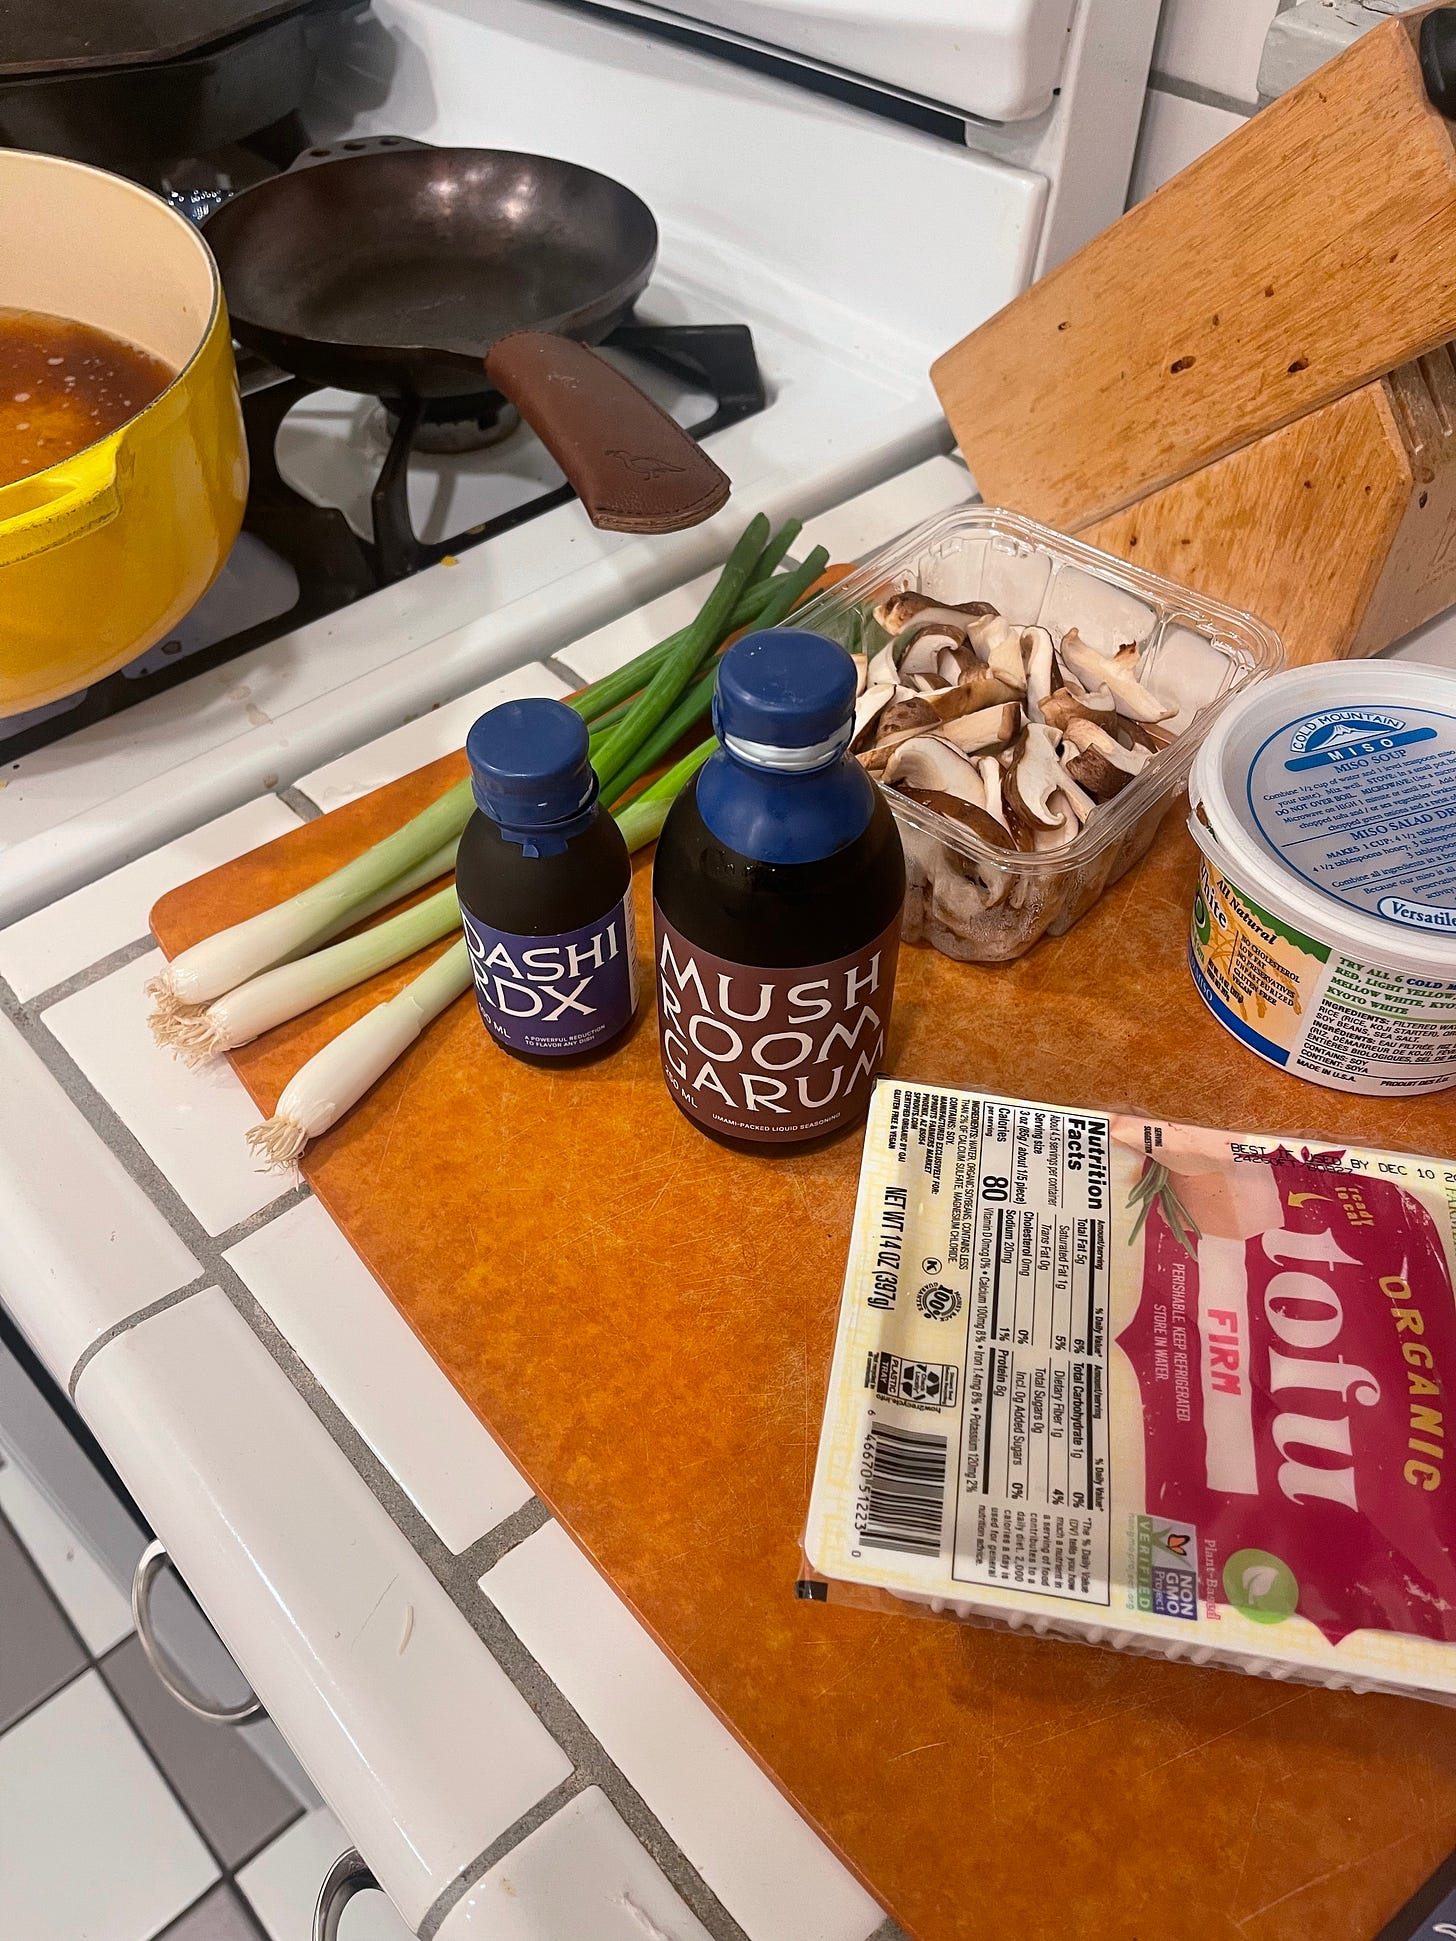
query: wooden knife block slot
1081 341 1456 665
934 5 1456 663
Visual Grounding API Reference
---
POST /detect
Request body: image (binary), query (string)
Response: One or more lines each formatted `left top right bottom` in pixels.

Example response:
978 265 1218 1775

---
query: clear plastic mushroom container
794 507 1283 963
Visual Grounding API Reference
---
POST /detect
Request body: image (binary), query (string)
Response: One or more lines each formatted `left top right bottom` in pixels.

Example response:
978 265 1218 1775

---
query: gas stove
0 317 766 764
0 0 1162 925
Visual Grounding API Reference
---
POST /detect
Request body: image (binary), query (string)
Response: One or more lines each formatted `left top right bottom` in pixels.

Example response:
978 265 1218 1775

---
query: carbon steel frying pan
203 140 731 532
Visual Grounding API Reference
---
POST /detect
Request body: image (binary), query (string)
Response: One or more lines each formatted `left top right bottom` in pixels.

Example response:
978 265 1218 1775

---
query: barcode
858 1422 948 1556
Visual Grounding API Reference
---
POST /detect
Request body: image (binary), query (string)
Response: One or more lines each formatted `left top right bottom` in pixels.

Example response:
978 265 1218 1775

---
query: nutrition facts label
950 1099 1112 1603
865 1088 1113 1605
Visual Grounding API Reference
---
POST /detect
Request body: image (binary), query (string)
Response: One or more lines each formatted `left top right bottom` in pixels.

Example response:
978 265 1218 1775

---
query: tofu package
803 1081 1456 1701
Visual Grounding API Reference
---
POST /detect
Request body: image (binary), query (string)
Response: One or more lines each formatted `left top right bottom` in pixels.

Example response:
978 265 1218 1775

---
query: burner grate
0 321 767 764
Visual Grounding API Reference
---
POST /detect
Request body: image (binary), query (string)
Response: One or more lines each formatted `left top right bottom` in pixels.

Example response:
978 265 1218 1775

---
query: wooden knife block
934 5 1456 664
1081 344 1456 664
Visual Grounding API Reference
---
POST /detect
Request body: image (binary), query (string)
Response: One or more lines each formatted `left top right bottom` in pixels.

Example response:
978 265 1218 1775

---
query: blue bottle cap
714 629 858 763
466 698 596 829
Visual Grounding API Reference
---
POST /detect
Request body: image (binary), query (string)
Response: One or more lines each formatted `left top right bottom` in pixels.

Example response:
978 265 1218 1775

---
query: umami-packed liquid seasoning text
456 697 636 1065
652 628 905 1146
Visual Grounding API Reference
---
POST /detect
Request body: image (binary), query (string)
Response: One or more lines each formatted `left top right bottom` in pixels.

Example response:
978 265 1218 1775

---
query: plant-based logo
1223 1547 1298 1624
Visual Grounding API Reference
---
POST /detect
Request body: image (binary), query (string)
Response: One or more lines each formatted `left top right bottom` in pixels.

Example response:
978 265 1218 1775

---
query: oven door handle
314 1849 381 1941
131 1538 265 1726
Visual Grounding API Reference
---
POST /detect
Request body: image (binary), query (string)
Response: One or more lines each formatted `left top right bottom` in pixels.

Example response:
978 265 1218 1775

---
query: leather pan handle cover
484 332 730 533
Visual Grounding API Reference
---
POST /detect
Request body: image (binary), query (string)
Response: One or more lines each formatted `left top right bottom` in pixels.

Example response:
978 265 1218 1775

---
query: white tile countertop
0 463 975 1941
5 453 1453 1940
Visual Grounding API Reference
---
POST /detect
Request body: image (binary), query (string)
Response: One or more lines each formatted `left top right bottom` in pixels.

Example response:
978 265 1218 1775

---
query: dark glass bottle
652 627 905 1148
456 697 636 1067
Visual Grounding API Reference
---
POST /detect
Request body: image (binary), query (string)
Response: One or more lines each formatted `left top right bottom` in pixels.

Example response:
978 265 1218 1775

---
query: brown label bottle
651 627 905 1149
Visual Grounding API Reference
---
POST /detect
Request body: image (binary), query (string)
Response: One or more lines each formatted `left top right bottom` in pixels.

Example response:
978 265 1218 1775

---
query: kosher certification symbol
916 1282 962 1322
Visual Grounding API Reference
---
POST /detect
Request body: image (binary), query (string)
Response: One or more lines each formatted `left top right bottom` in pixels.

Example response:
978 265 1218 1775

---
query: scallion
247 936 472 1168
159 883 461 1065
148 780 474 1014
591 514 771 802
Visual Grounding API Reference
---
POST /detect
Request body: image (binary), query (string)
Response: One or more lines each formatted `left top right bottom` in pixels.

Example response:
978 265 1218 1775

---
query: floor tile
481 1523 882 1941
0 1510 86 1732
0 1014 201 1387
295 662 571 813
43 950 291 1235
160 1882 267 1941
0 797 303 1004
239 1810 414 1941
437 1786 713 1941
226 1201 532 1552
0 1670 216 1941
0 1458 133 1653
102 1634 302 1870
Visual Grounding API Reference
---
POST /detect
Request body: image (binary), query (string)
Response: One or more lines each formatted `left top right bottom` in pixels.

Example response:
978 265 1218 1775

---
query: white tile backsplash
0 796 302 1005
226 1200 532 1552
1128 84 1247 203
1153 0 1280 108
481 1523 883 1941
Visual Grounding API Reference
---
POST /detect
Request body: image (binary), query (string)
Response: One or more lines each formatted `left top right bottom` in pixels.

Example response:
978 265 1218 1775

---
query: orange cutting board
152 763 1456 1941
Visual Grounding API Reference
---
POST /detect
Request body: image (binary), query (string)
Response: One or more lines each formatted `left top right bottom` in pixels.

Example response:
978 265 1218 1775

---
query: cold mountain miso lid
466 697 596 829
714 628 858 768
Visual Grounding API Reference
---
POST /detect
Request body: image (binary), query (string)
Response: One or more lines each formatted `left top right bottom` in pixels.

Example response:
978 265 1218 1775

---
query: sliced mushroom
1002 722 1069 829
938 701 1021 756
1041 684 1116 735
1032 790 1083 852
1059 631 1174 725
966 613 1029 694
909 672 942 694
850 682 898 753
850 651 868 698
873 591 998 636
1022 626 1056 723
977 755 1007 830
899 631 954 678
1116 717 1171 753
923 676 1019 724
876 696 940 740
895 785 1017 852
865 641 899 690
883 734 988 804
1061 718 1150 800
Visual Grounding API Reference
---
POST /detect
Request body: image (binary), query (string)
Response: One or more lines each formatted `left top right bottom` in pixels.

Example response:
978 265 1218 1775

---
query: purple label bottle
456 697 638 1066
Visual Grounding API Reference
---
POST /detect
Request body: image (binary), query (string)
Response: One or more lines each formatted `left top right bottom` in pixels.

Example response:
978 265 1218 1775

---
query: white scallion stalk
246 938 472 1169
148 778 472 1013
307 838 459 947
158 885 461 1066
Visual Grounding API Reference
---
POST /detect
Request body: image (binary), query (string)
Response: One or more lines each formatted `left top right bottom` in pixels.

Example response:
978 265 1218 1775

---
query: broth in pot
0 308 175 487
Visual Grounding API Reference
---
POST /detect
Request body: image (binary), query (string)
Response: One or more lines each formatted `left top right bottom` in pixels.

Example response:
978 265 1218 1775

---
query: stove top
0 317 766 765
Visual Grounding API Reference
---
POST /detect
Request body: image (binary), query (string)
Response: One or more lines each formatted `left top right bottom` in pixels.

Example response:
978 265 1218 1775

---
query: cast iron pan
203 140 731 533
0 0 360 179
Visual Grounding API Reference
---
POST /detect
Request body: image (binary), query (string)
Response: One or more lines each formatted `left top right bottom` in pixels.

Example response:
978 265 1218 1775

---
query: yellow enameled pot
0 150 247 716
